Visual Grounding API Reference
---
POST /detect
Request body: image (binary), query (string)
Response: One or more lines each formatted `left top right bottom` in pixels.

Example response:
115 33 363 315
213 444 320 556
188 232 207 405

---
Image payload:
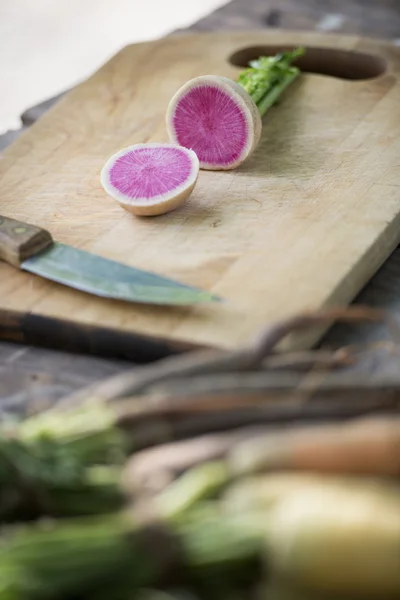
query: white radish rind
100 143 199 216
166 75 262 171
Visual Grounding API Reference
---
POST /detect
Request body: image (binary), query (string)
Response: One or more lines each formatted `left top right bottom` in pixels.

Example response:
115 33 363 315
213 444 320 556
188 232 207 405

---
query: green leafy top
237 47 305 115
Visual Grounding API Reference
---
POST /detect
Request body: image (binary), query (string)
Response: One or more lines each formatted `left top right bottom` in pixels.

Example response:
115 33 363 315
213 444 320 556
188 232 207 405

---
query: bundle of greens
1 309 400 599
0 463 399 599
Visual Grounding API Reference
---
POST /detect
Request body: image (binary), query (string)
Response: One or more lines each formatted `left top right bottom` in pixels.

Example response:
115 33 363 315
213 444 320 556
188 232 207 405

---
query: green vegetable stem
237 47 305 117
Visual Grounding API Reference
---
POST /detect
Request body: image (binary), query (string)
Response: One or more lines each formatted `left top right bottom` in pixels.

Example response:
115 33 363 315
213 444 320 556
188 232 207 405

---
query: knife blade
0 215 221 306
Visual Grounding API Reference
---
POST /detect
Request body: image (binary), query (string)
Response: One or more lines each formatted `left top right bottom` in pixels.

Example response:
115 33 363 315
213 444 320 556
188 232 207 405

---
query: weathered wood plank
324 247 400 346
187 0 400 39
0 342 128 417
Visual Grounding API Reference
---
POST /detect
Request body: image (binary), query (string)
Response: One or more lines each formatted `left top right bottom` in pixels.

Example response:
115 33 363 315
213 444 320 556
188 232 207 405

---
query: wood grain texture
1 30 400 352
0 342 128 418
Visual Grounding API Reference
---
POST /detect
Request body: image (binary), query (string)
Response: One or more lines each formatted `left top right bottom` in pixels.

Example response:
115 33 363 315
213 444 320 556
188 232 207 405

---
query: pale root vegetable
223 473 327 515
121 429 246 496
166 75 262 171
100 142 199 216
223 474 400 598
258 578 358 600
166 49 303 170
265 481 400 597
228 416 400 478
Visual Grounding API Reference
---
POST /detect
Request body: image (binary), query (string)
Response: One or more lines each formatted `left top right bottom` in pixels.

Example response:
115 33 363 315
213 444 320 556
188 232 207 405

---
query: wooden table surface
2 0 400 412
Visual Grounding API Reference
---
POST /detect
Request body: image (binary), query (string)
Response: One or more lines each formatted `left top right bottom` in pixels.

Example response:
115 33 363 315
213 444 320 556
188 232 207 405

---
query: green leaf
237 47 305 116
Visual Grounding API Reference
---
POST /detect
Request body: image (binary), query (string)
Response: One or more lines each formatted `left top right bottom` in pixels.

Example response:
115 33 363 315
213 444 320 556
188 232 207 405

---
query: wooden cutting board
1 30 400 353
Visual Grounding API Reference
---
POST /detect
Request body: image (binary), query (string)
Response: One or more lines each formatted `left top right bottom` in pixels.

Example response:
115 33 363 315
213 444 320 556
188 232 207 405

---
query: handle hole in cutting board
229 45 387 81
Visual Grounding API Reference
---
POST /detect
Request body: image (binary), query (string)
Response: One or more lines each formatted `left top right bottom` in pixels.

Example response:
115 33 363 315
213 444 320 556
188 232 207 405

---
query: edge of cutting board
0 309 210 362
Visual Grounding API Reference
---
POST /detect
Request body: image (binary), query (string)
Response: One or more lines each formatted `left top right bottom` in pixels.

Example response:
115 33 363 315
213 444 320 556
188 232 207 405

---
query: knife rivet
14 227 26 234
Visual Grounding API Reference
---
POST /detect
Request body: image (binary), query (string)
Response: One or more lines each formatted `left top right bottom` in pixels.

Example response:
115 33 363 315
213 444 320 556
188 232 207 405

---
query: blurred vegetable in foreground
1 307 400 599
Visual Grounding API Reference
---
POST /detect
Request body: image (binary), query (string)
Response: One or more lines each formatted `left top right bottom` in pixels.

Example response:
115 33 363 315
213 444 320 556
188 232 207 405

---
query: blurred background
0 0 228 133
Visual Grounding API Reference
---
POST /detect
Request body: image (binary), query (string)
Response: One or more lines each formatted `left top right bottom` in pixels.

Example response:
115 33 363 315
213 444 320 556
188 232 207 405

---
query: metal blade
21 243 221 306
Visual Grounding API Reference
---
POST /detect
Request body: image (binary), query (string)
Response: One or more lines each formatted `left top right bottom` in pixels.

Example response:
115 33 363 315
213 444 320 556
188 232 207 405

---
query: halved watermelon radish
166 49 304 171
166 76 261 172
100 142 199 216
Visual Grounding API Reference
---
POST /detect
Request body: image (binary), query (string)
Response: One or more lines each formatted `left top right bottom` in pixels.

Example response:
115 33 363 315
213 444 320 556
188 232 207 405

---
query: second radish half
166 48 304 170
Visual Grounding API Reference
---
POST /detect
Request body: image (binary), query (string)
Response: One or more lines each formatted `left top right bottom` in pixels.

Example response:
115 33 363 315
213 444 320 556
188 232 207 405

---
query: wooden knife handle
0 215 53 267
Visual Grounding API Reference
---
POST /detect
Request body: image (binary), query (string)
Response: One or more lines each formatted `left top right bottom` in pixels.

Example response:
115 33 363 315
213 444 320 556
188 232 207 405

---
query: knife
0 215 221 306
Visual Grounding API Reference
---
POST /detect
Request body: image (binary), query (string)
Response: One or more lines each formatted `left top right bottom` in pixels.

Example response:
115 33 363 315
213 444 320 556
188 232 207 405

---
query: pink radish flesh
100 143 199 216
167 76 261 170
172 86 247 165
